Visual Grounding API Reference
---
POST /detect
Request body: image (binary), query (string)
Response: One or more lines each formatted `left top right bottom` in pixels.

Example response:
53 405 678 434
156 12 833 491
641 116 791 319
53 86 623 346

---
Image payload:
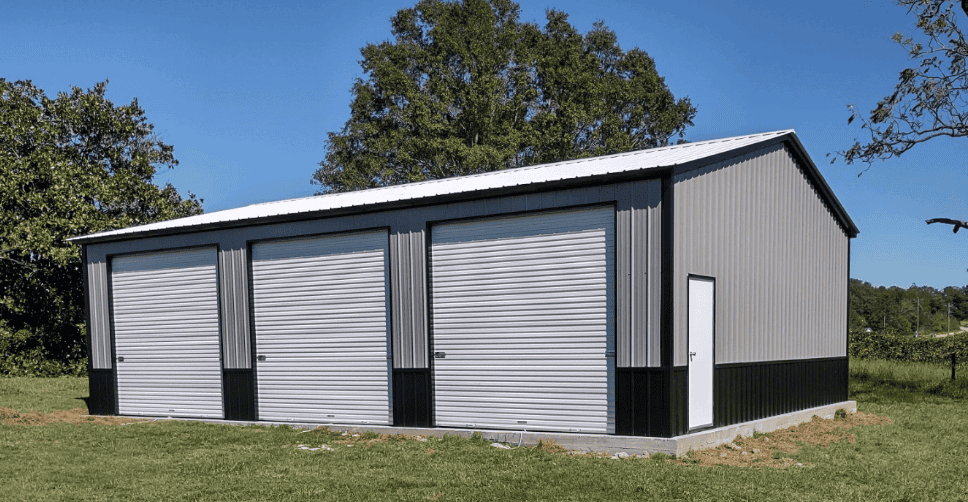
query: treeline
849 279 968 335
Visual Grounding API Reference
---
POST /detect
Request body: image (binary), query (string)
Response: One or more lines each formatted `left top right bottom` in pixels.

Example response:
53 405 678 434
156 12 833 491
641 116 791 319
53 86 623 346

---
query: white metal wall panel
251 230 390 424
431 206 615 433
111 247 223 418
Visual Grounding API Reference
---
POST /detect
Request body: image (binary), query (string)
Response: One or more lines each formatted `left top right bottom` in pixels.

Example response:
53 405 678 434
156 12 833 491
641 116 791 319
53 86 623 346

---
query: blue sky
3 0 967 288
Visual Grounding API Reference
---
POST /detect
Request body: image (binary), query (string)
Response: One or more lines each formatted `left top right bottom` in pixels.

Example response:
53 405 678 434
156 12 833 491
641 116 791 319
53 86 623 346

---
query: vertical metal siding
618 179 661 369
390 229 428 369
251 230 391 424
648 181 663 367
630 203 648 366
111 247 224 418
219 247 251 369
616 204 631 368
87 259 112 369
673 145 849 365
430 206 615 433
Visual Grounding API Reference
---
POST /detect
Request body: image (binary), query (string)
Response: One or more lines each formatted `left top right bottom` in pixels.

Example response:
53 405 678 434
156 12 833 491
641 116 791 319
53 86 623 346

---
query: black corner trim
87 368 116 415
393 368 431 427
659 176 674 369
223 369 255 421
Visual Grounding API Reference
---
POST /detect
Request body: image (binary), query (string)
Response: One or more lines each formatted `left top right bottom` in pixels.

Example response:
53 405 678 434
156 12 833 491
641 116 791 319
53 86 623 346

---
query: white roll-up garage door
431 206 615 433
251 230 390 424
111 247 223 418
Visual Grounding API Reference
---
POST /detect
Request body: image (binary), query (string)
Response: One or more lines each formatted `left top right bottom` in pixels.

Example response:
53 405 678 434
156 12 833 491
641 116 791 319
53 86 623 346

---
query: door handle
688 351 697 361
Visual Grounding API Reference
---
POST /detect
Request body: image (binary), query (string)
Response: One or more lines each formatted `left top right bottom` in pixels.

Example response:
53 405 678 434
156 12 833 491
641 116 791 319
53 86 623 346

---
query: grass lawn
2 362 967 501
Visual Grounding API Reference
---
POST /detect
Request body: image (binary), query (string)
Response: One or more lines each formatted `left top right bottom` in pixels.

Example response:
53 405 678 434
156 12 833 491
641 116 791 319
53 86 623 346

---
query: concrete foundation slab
109 400 856 456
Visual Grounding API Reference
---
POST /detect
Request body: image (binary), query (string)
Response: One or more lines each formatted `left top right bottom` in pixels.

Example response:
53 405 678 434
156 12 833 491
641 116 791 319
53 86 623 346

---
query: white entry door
688 276 714 430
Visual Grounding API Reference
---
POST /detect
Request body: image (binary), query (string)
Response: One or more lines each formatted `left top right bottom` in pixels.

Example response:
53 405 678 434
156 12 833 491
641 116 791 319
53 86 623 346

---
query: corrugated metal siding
250 230 391 424
219 247 251 369
87 259 112 369
648 184 663 367
111 247 224 418
83 180 662 374
673 144 849 365
390 229 428 369
616 180 661 368
430 206 615 433
617 203 631 368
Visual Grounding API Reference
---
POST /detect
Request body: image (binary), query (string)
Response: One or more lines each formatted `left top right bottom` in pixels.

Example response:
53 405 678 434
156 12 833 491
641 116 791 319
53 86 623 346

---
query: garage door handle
257 355 266 361
434 352 446 359
116 356 124 362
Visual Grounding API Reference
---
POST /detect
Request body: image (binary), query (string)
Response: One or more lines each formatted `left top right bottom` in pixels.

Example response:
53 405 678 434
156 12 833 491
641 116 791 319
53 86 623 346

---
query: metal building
72 130 857 438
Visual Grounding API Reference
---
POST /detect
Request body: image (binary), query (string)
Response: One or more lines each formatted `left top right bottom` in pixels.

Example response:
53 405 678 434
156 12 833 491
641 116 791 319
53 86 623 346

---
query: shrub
0 322 87 377
848 329 968 367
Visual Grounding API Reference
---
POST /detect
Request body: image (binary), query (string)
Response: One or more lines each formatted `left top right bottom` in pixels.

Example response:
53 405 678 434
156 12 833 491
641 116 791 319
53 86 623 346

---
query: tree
838 0 968 235
0 79 202 375
840 1 968 165
313 0 696 193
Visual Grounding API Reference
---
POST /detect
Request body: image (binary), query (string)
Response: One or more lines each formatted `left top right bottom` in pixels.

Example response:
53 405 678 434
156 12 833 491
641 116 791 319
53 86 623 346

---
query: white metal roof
72 129 838 243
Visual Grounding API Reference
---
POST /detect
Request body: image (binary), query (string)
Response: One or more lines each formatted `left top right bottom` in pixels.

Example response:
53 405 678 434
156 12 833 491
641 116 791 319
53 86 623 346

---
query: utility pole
917 297 921 336
948 303 952 335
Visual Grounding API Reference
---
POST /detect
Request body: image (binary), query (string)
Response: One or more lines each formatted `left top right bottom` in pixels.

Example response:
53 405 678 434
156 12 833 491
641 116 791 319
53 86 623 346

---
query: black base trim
615 367 687 438
87 368 116 415
393 368 431 427
714 357 848 427
223 369 256 421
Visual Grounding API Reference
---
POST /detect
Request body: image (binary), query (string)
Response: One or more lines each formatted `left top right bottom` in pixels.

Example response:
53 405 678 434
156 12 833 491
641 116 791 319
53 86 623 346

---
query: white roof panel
71 130 800 243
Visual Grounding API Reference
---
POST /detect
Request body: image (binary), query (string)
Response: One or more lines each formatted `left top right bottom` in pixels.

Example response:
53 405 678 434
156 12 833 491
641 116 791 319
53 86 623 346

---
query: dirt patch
327 430 392 447
680 411 893 469
0 407 144 426
533 439 569 454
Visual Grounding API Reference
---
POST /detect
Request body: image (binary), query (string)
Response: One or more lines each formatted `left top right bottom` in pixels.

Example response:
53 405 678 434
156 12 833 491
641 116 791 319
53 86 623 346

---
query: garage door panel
252 230 390 425
111 247 223 419
431 206 614 434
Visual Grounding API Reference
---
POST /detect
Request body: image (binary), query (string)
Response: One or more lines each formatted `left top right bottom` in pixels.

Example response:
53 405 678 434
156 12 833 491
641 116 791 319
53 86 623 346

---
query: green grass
850 357 968 401
2 363 968 501
0 377 88 412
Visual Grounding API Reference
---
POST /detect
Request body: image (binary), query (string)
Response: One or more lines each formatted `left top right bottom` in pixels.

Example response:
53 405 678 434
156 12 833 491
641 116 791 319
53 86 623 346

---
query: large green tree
313 0 696 193
0 79 202 375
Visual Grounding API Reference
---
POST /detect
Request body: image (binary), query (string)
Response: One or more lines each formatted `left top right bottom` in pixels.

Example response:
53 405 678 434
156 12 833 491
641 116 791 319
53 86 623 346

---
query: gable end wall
672 143 849 365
